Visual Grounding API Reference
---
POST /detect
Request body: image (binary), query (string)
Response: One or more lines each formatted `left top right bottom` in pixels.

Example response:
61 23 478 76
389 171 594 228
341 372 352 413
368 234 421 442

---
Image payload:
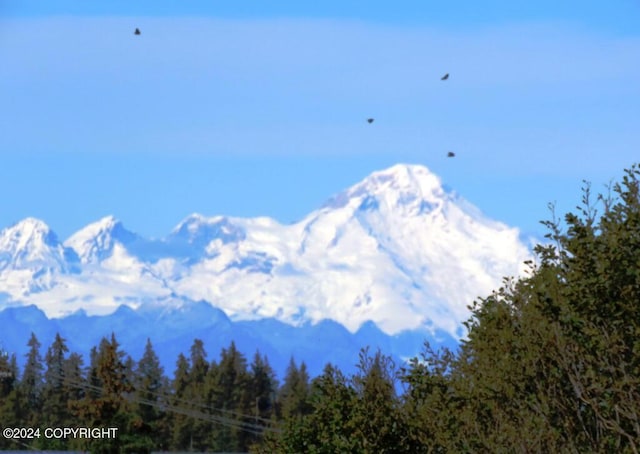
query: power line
42 357 277 424
45 369 281 436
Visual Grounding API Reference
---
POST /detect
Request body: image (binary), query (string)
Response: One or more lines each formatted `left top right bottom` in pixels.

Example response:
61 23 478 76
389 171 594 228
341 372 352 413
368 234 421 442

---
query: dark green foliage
0 347 17 396
277 357 312 420
259 363 357 453
250 351 278 420
207 341 252 451
245 351 279 448
20 332 44 425
62 352 86 408
168 352 192 450
39 333 74 450
396 165 640 452
0 353 21 450
349 349 410 452
535 169 640 451
178 338 210 451
263 350 413 453
2 336 282 451
71 333 135 453
401 344 463 452
42 333 69 418
130 338 169 452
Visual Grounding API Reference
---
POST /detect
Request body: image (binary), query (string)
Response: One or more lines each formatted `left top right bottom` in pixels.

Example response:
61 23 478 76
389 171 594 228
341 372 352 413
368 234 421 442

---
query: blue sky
1 1 639 240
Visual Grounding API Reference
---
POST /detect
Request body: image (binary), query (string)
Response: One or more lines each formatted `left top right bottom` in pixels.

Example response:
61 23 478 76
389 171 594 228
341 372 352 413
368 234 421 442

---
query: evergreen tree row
0 333 312 452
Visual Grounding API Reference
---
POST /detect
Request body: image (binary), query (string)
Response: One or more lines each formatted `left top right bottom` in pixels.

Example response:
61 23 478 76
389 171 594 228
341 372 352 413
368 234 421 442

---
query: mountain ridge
0 163 534 338
0 301 458 380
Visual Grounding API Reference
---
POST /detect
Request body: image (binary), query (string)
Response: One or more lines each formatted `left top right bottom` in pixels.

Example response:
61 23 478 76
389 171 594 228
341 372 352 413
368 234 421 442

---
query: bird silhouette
441 73 449 81
367 118 374 124
447 151 455 158
134 28 141 35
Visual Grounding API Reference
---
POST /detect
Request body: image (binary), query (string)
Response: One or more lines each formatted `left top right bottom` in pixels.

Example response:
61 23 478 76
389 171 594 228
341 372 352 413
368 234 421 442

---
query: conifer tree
73 334 135 453
19 332 44 426
63 352 86 407
250 351 278 421
244 351 279 449
209 341 252 452
259 363 357 453
0 353 21 450
277 357 311 419
185 338 211 451
40 333 72 450
133 338 169 450
169 352 192 450
350 349 409 452
42 333 69 411
0 348 17 397
85 345 101 401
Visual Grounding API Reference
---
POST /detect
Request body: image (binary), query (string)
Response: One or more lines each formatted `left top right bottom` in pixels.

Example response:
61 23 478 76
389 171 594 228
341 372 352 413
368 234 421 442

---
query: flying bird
441 73 449 81
367 118 374 124
447 151 455 158
134 28 141 35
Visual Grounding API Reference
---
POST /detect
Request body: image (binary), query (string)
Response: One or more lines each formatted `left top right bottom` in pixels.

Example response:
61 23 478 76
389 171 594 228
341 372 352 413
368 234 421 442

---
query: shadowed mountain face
0 302 458 380
0 164 534 341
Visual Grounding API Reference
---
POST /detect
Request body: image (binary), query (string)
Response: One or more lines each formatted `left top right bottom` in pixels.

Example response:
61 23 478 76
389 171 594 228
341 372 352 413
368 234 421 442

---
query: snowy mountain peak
93 215 119 229
323 164 446 213
0 217 79 275
0 217 56 257
64 216 139 264
1 217 55 245
172 213 223 236
367 164 442 193
169 213 245 247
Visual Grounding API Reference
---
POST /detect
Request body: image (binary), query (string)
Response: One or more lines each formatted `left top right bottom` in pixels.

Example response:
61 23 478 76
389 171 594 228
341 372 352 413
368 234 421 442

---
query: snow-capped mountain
65 215 141 265
0 218 79 272
0 164 534 339
0 218 80 295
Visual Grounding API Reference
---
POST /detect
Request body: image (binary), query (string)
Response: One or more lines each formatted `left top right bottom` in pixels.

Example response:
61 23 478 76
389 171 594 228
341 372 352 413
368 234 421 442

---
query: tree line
0 330 303 452
2 165 640 452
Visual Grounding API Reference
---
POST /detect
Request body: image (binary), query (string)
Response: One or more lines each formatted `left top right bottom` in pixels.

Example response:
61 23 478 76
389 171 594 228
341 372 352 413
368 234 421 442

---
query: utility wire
46 363 277 424
45 369 282 435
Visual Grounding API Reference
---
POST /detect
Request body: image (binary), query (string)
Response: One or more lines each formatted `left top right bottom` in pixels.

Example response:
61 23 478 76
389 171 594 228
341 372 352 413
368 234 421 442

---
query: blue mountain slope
0 304 457 380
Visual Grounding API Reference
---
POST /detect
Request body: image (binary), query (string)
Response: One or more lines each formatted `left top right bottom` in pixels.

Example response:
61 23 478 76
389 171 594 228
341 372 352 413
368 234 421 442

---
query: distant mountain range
0 301 458 379
0 164 534 377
